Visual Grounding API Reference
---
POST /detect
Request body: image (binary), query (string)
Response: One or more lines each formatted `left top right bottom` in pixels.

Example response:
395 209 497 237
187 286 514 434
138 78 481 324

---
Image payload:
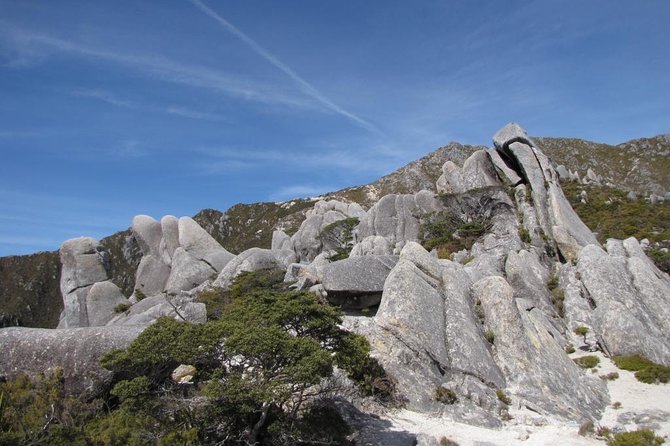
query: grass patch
606 429 665 446
496 389 511 405
113 303 130 313
574 355 600 369
612 355 670 384
435 386 458 405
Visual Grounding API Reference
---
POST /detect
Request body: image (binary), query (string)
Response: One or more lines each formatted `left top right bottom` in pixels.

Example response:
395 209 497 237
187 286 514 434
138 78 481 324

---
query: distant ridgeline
1 123 670 444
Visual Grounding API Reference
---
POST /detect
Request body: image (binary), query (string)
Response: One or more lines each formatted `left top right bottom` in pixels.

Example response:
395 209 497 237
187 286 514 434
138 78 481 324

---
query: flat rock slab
0 325 144 396
321 255 399 294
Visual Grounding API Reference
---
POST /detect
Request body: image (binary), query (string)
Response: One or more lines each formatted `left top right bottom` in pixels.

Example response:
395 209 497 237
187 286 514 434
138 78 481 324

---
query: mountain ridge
1 133 668 328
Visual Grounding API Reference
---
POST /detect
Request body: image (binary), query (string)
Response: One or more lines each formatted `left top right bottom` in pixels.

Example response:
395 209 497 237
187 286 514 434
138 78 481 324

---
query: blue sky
0 0 668 256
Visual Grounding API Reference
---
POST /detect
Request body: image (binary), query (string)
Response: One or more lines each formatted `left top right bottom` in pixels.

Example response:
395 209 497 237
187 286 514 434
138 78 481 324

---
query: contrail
189 0 382 135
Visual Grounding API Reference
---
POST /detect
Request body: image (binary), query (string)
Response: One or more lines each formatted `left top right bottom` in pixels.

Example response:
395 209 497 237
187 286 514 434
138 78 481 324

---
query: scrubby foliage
613 355 670 384
434 386 458 405
606 429 665 446
318 217 359 261
1 270 394 445
647 249 670 274
495 389 511 406
419 211 491 259
573 355 600 369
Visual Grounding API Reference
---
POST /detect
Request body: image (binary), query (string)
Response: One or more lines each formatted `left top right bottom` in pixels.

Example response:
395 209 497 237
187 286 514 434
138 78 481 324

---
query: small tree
575 326 589 343
318 217 359 261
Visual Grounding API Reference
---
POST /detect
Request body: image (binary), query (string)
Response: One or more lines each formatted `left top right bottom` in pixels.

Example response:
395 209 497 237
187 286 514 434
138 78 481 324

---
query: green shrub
496 389 511 405
575 326 589 342
574 355 600 369
133 288 146 301
196 287 232 320
647 249 670 274
547 275 559 290
318 217 359 261
635 365 670 384
565 343 576 354
484 330 495 344
418 211 491 258
519 227 531 243
113 303 130 313
600 372 620 381
435 386 458 405
551 288 565 317
606 429 665 446
612 354 655 371
440 437 460 446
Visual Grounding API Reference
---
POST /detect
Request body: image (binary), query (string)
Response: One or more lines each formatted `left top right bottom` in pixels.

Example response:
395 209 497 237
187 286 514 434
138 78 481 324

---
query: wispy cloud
189 0 383 135
0 20 316 110
72 88 228 122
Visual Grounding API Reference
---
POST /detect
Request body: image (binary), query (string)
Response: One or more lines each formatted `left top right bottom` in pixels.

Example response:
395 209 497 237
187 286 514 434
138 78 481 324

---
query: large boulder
436 150 501 194
357 191 440 251
165 248 216 295
158 215 180 264
132 215 163 257
320 255 398 308
178 216 234 271
289 200 366 263
134 254 171 297
349 235 393 257
58 237 111 328
213 247 293 289
85 281 129 327
0 325 144 396
108 295 206 326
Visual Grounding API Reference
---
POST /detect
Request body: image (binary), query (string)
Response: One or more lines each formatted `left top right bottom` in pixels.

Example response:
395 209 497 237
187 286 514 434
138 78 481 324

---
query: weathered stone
59 237 110 328
271 230 291 251
349 235 393 257
319 255 396 308
577 244 670 365
86 281 129 327
159 215 180 264
436 150 501 194
178 217 234 270
473 276 608 422
165 248 215 295
289 200 364 263
134 254 171 296
109 294 206 326
132 215 162 256
0 325 144 396
492 122 537 150
171 364 196 384
358 190 440 249
488 148 522 185
60 237 109 295
555 164 570 180
213 248 288 289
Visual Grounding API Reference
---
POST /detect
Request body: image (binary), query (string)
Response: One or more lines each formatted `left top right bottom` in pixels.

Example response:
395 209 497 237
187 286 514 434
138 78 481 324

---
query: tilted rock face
493 123 597 261
473 276 607 421
213 247 296 289
0 325 144 396
577 241 670 365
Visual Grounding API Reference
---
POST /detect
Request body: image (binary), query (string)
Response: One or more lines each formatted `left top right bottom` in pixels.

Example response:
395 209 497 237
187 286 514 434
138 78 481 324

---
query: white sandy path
380 351 670 445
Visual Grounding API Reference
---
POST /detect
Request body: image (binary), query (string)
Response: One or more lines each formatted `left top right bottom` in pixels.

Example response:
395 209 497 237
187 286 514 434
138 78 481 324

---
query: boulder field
1 123 669 432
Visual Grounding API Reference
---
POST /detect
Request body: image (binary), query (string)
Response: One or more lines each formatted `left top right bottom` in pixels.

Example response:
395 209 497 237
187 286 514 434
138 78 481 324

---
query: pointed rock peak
492 122 537 151
132 215 163 256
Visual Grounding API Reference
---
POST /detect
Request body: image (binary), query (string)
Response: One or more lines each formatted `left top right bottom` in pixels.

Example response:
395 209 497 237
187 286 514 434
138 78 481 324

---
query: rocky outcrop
436 150 501 194
577 240 670 365
58 237 111 328
357 190 440 252
0 325 144 396
213 247 296 289
288 200 366 263
320 255 398 309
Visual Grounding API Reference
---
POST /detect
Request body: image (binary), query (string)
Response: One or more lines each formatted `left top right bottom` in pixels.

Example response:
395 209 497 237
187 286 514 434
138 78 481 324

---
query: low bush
440 437 460 446
647 249 670 274
518 227 531 243
435 386 458 405
606 429 665 446
574 355 600 369
565 343 576 354
484 330 495 344
613 355 670 384
113 302 130 313
600 372 619 381
496 389 511 405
